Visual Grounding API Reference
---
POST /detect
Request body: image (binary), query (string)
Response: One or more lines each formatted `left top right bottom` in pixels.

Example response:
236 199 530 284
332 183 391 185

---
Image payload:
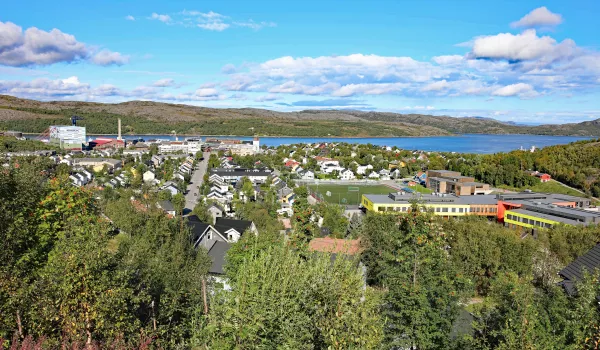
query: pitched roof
157 200 175 212
206 241 231 275
187 215 212 243
308 238 362 255
559 243 600 295
215 217 253 234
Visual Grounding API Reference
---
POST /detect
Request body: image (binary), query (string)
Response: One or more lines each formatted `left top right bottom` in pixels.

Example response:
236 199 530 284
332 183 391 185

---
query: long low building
72 158 122 172
209 167 272 183
362 190 600 230
361 192 498 219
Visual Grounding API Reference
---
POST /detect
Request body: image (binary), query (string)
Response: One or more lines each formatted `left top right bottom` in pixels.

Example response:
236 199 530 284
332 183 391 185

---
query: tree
361 207 468 349
158 190 172 201
290 197 316 247
202 245 383 349
172 193 186 215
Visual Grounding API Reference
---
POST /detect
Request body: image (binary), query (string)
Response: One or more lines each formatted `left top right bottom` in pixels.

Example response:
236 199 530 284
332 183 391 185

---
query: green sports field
308 184 394 205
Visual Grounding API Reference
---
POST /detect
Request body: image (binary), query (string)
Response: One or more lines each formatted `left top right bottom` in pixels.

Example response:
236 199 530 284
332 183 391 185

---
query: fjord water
110 134 593 154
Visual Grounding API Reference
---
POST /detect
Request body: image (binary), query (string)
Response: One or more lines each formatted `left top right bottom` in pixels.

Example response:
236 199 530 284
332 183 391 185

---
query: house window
442 207 448 213
458 208 464 213
451 208 456 213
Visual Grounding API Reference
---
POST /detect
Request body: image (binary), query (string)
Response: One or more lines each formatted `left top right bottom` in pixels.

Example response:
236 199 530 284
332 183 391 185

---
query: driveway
184 152 210 214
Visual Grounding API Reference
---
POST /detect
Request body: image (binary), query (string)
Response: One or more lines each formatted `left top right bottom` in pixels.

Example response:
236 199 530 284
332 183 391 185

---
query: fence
295 179 379 186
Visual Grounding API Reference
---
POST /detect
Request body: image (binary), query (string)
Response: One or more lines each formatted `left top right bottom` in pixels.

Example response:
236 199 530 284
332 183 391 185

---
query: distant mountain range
0 95 598 137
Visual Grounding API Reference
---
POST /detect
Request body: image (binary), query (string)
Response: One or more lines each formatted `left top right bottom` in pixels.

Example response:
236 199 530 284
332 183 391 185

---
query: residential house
143 170 156 183
207 202 226 224
151 155 165 167
300 170 315 180
157 200 176 217
356 164 373 175
558 243 600 295
278 186 295 205
188 215 256 249
209 168 272 184
72 158 122 172
339 169 356 180
368 171 380 179
160 183 179 196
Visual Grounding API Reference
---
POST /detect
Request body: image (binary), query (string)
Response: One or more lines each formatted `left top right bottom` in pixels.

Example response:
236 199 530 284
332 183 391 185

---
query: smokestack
117 118 122 141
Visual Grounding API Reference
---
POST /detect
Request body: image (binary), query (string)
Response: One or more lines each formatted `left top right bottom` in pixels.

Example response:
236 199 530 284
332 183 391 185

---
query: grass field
497 180 586 198
308 184 394 205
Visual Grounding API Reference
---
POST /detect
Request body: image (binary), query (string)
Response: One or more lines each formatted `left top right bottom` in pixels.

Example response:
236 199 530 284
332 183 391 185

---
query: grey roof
508 208 583 226
559 244 600 295
206 241 231 275
364 193 497 205
73 157 121 165
187 215 212 243
215 217 253 235
207 202 225 212
210 168 272 177
157 200 175 212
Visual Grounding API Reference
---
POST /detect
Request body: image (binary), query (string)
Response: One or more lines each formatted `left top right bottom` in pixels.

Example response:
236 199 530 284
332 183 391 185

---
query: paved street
184 152 210 215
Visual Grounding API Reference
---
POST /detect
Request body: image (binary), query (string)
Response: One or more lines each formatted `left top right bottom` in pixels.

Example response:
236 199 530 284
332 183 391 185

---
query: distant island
1 94 599 137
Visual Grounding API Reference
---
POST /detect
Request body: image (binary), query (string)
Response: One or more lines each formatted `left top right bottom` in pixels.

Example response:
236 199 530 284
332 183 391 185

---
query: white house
143 170 156 183
300 170 315 180
368 171 380 179
339 169 356 180
356 164 374 175
161 184 179 196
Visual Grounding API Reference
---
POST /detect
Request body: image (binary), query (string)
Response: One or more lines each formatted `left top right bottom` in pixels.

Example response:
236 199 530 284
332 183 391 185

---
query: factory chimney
117 118 122 141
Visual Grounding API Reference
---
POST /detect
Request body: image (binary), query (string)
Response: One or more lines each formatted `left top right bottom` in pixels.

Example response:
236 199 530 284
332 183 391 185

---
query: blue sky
1 0 599 124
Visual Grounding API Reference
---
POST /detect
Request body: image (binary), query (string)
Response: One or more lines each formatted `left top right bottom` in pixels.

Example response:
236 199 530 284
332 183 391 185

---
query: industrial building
49 125 86 150
426 170 491 196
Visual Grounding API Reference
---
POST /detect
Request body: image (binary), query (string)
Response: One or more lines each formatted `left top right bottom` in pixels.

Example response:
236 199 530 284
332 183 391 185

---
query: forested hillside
446 139 600 197
1 94 600 137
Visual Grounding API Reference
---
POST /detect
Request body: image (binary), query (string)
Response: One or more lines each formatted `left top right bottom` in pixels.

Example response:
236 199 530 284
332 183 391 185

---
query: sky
1 0 599 124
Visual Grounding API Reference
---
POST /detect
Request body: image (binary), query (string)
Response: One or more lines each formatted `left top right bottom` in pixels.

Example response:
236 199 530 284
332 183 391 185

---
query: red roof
308 238 362 255
91 138 124 146
285 160 300 167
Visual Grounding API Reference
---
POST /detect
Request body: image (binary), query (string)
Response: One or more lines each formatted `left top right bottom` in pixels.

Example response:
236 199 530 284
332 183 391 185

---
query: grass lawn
409 184 433 194
308 184 394 205
498 180 586 198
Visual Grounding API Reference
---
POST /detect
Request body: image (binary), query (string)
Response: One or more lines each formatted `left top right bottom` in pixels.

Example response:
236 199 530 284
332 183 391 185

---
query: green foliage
172 193 186 215
203 245 383 349
444 217 538 295
361 209 469 349
0 136 57 152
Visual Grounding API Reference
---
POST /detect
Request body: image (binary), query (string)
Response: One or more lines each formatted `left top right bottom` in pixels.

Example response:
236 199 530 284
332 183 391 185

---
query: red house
536 173 552 182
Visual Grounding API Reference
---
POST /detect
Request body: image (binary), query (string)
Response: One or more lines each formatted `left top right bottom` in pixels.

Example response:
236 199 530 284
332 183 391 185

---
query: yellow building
361 192 497 219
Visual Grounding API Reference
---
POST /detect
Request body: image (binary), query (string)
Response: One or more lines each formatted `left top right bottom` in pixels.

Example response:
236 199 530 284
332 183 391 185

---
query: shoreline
22 133 598 139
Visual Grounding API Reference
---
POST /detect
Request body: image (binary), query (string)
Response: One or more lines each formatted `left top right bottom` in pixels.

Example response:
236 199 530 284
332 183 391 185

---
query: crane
71 115 84 126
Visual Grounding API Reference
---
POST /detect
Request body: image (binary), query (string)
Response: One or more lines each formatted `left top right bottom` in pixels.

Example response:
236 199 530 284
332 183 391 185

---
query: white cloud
152 78 175 87
150 13 172 23
471 29 562 61
198 22 230 31
221 63 236 74
422 79 450 91
432 55 463 66
492 83 537 97
255 93 279 102
91 50 130 66
195 87 220 97
125 15 135 21
511 7 563 28
234 20 277 30
0 20 128 67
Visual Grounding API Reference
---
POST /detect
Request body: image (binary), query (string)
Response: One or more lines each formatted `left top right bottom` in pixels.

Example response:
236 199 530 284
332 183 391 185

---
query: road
184 152 210 215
